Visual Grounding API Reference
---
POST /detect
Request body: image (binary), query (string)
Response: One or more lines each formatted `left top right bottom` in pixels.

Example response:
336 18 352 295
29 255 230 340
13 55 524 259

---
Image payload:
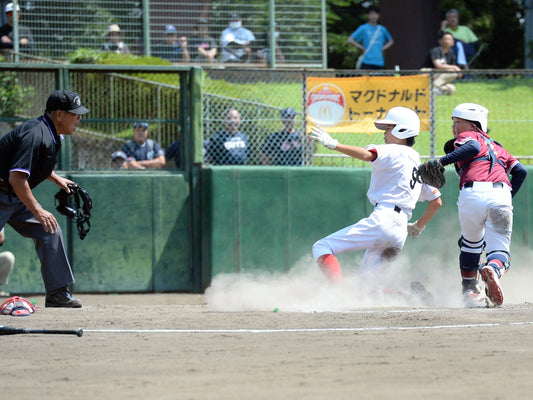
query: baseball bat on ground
0 325 83 337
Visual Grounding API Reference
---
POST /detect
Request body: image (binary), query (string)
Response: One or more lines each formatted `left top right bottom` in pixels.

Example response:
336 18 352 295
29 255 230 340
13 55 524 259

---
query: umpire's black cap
46 89 90 115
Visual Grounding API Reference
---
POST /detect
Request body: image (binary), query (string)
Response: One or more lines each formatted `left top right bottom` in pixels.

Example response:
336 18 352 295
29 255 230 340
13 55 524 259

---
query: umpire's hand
34 208 59 234
9 171 59 233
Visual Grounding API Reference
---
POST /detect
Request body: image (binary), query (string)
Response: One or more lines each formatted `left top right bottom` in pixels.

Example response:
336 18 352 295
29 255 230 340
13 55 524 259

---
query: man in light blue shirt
347 6 394 69
220 13 255 63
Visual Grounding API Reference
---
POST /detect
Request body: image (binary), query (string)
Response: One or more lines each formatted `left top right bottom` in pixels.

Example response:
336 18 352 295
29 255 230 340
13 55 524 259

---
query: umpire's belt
376 203 402 213
0 179 13 194
462 182 504 190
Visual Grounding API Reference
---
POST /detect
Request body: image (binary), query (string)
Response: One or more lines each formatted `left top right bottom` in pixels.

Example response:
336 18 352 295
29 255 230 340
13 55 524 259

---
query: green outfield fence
0 63 532 294
1 65 532 170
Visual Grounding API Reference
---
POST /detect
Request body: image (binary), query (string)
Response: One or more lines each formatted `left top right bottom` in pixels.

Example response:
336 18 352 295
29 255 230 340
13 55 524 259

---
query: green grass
319 77 533 166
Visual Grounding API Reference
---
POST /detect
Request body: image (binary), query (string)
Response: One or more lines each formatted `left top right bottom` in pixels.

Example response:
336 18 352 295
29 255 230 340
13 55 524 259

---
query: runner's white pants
313 203 409 278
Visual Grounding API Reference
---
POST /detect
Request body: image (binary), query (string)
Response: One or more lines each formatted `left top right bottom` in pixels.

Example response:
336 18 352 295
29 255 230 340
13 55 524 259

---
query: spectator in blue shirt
152 24 190 62
220 13 255 63
347 6 394 69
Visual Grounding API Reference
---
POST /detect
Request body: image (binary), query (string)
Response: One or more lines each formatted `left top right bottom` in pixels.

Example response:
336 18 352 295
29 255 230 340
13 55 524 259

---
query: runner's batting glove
407 221 424 238
310 126 338 150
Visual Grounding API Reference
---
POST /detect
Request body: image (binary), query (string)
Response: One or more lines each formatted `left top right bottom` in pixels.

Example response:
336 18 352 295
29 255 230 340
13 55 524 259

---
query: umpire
0 89 89 308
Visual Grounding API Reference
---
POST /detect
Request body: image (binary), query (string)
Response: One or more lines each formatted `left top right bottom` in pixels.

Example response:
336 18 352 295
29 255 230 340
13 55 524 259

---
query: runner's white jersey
366 144 422 211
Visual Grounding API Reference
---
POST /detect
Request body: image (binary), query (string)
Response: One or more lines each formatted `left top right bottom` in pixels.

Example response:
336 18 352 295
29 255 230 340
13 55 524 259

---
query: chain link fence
2 0 324 67
0 65 190 170
0 66 532 170
202 68 533 167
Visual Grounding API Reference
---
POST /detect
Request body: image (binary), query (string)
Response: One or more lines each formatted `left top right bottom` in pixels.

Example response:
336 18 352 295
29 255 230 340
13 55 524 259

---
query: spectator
260 107 309 166
110 150 132 169
220 13 255 63
347 6 393 70
422 30 462 95
256 22 285 66
206 109 249 165
164 139 182 169
152 24 190 62
189 18 217 63
440 8 480 64
120 122 166 169
0 2 34 54
101 24 130 55
0 227 15 297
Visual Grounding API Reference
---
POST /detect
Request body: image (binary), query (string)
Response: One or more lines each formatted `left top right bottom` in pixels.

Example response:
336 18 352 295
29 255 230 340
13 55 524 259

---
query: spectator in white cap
101 24 130 54
0 2 34 54
152 24 190 62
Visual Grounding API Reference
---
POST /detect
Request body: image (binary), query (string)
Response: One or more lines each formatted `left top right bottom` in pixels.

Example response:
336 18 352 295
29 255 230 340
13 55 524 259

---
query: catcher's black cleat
45 287 82 308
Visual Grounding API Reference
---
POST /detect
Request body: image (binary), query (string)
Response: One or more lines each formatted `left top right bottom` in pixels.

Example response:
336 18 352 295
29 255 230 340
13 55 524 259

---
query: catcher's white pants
0 251 15 286
313 203 409 278
458 182 513 256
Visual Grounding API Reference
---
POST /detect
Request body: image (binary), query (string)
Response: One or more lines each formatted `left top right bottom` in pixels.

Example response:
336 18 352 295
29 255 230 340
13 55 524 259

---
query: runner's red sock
317 254 343 283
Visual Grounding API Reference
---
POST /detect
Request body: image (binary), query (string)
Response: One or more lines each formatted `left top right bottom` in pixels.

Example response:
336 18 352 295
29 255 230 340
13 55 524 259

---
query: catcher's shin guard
485 250 510 279
458 236 484 292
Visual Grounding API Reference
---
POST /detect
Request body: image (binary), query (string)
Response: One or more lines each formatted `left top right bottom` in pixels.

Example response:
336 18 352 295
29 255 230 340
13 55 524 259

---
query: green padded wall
202 166 532 282
3 172 192 294
202 166 373 278
3 166 531 294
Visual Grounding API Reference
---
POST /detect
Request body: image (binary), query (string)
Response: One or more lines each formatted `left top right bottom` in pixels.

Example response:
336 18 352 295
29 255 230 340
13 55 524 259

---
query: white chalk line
85 321 533 334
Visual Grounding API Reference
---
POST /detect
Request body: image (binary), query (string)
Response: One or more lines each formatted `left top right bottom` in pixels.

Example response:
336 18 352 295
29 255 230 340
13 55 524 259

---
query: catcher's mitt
55 184 93 240
415 159 446 188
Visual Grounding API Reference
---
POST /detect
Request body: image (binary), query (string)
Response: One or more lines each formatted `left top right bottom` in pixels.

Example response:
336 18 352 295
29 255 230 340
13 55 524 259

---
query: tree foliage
326 0 525 69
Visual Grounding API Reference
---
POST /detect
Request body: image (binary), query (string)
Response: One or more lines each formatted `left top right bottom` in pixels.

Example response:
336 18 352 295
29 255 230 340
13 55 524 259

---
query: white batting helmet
374 107 420 139
452 103 488 132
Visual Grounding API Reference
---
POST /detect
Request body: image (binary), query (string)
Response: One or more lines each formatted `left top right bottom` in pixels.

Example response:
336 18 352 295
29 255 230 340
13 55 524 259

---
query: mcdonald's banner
306 75 430 133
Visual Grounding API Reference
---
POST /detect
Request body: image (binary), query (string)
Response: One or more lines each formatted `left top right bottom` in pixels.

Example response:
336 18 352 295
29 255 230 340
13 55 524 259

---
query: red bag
0 296 36 316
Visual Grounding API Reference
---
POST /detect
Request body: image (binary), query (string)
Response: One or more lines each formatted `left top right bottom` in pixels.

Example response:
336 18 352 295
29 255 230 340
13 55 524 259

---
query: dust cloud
206 249 533 312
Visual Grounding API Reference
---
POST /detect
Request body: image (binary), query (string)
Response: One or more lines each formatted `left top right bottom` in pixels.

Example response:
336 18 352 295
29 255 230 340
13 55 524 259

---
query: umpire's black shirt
0 116 61 189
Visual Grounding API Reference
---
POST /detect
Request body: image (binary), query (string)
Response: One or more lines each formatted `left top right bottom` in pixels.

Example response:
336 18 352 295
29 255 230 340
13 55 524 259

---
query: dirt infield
2 291 533 400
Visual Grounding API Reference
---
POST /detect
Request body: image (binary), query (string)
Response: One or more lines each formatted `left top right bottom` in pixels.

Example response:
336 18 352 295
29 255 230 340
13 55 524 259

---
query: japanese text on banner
306 75 430 133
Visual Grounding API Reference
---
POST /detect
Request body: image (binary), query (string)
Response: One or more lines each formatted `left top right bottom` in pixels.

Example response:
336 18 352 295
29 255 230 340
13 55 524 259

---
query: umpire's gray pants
0 191 75 293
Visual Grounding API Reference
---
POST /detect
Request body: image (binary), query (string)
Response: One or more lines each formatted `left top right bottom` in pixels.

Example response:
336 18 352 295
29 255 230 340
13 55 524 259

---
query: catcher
0 90 90 308
428 103 527 307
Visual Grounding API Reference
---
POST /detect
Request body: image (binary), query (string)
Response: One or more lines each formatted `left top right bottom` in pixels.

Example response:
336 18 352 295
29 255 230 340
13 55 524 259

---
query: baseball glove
55 184 93 240
415 159 446 188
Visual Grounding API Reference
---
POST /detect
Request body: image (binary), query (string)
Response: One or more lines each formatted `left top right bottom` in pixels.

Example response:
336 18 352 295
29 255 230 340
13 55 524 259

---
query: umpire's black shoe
45 287 82 308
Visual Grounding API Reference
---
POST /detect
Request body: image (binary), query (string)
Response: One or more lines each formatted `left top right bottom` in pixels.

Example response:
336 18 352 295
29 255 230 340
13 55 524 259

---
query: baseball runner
310 107 442 285
0 89 89 308
437 103 527 307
